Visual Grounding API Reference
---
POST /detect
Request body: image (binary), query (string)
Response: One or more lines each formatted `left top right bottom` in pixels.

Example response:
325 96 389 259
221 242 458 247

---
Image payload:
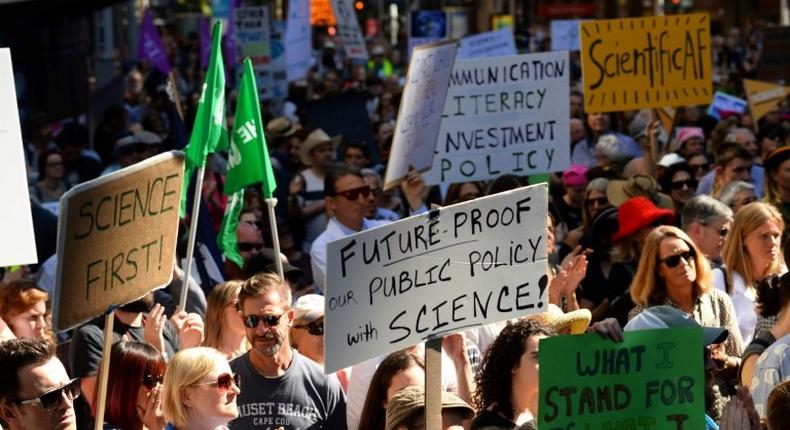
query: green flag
224 57 277 198
217 190 245 268
181 20 226 216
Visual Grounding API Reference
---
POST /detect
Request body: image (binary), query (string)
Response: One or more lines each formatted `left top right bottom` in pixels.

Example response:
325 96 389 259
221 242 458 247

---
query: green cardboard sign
539 327 705 430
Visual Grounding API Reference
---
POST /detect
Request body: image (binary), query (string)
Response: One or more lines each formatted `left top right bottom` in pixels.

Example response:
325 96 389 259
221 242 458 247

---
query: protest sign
550 19 582 51
385 40 458 189
53 151 184 331
423 52 570 185
268 21 288 116
539 327 705 430
456 28 517 59
286 0 312 82
744 79 790 122
757 26 790 82
580 14 712 112
706 91 747 121
656 106 677 137
0 48 37 267
408 10 448 56
234 6 272 99
325 183 549 372
331 0 369 60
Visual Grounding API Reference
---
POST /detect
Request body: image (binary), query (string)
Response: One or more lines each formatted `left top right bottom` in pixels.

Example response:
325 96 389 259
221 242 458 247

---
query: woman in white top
715 202 786 344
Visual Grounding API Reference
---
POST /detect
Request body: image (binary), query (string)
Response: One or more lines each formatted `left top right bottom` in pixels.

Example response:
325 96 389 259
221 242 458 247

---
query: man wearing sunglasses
681 195 733 268
230 273 347 429
0 338 78 430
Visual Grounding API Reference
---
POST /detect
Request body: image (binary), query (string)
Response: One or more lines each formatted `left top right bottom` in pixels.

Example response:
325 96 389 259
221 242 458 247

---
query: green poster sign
539 327 705 430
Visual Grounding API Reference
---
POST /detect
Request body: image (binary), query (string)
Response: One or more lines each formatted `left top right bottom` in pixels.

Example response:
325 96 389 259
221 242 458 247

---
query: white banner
331 0 369 60
385 40 458 188
325 184 549 372
424 52 570 185
550 19 582 51
235 6 273 99
457 28 517 59
0 48 37 267
285 0 312 81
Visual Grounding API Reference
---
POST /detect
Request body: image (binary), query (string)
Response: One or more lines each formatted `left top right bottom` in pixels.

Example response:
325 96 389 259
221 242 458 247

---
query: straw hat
526 304 592 334
606 174 674 209
266 116 302 138
299 128 341 166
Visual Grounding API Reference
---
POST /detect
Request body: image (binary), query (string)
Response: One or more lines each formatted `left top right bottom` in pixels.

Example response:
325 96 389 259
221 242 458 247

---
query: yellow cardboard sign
656 106 677 136
580 14 712 112
743 79 790 122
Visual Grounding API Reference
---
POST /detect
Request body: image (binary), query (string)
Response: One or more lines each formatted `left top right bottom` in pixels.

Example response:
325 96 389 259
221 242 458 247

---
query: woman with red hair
103 341 167 430
0 279 53 342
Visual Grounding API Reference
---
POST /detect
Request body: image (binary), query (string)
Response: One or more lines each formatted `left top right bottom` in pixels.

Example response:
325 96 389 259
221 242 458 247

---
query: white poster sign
331 0 369 60
707 91 748 120
385 40 458 189
235 6 272 99
457 28 517 59
424 52 570 185
550 19 582 51
0 48 37 267
285 0 312 81
325 184 549 372
269 21 289 116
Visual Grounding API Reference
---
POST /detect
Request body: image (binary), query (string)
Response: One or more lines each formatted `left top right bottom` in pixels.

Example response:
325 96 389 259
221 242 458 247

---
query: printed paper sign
331 0 369 60
53 152 184 331
539 327 705 430
235 6 272 99
457 28 517 59
0 48 37 267
580 14 712 112
744 79 790 122
325 184 549 372
706 91 747 120
286 0 312 82
385 40 458 189
551 19 582 51
424 52 570 185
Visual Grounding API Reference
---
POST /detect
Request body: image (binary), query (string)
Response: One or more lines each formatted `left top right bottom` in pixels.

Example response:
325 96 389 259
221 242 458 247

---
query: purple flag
137 9 171 75
199 16 211 68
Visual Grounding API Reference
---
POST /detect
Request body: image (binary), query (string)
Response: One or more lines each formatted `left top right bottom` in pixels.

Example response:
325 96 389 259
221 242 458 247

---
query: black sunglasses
15 378 81 410
192 372 240 393
660 250 696 268
243 313 283 329
142 373 164 390
334 185 371 200
670 179 697 190
295 321 324 336
238 242 263 252
586 196 608 206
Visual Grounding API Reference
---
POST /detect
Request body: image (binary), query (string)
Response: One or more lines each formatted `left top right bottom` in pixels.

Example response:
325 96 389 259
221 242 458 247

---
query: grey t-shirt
230 350 347 429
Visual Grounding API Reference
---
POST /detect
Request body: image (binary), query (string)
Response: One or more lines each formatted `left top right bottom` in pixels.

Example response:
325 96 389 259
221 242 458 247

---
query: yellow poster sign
580 14 712 112
743 79 790 122
656 106 677 136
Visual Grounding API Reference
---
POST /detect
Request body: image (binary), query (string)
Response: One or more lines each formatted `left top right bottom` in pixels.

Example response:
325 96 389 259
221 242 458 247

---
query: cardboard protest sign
286 0 312 82
53 152 184 331
551 19 582 51
456 28 517 60
424 52 570 185
580 14 712 112
385 40 458 189
331 0 369 60
539 327 705 429
325 183 549 372
0 48 37 267
757 26 790 82
744 79 790 122
234 6 272 99
706 91 747 121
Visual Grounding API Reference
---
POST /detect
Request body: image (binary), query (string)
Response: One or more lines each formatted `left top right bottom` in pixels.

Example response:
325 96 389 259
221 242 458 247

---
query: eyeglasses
243 313 283 329
294 321 324 336
660 250 696 268
333 185 371 200
192 372 240 393
670 179 697 190
15 378 81 410
238 242 263 252
586 197 609 207
142 373 164 390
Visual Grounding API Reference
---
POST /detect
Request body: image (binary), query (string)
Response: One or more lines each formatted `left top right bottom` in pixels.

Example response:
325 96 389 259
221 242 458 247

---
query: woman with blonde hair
162 347 240 430
715 202 786 344
202 281 248 359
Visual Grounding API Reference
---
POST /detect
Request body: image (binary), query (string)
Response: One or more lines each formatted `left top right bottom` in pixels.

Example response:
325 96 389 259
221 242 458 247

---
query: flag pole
180 165 206 311
265 197 284 279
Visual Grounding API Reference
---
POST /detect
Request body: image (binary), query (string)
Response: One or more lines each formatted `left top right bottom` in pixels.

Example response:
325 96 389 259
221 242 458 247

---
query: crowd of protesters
1 9 790 430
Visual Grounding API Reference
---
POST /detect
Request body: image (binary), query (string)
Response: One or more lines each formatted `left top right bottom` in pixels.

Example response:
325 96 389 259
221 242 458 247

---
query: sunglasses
15 378 81 410
294 321 324 336
670 179 697 190
238 242 263 252
192 372 240 393
660 250 696 268
243 313 283 329
334 185 371 201
586 197 608 206
142 373 164 390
